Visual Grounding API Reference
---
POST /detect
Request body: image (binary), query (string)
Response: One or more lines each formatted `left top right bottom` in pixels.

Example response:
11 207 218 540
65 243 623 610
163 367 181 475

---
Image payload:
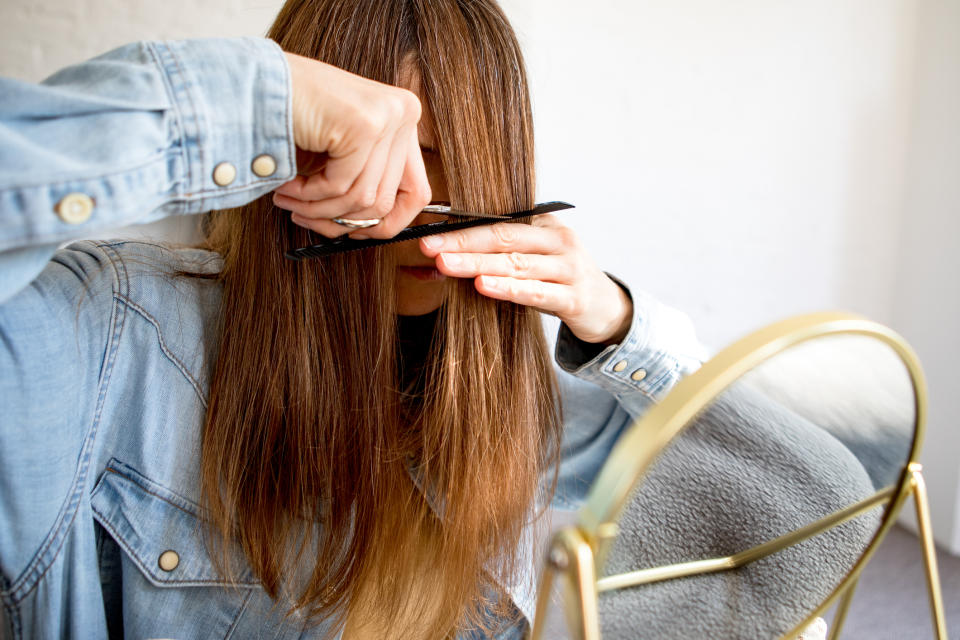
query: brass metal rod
528 562 556 640
597 556 735 592
598 487 893 593
909 465 949 639
569 536 601 640
827 576 859 640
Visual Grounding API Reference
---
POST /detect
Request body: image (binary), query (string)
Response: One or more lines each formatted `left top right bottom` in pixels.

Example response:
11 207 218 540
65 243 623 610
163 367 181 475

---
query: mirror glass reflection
596 334 916 639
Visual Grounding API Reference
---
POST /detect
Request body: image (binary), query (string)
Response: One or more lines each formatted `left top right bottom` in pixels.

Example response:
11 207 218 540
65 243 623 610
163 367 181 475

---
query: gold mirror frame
530 312 948 640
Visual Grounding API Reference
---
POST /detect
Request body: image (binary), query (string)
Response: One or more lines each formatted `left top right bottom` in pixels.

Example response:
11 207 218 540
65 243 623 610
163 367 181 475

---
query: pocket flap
91 459 258 588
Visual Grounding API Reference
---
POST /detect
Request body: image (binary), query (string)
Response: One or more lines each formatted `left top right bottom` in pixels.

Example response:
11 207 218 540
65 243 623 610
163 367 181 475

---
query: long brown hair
199 0 560 637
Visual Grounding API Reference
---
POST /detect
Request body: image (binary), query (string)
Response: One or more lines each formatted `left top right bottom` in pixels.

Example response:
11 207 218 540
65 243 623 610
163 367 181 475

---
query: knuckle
355 189 378 209
416 180 432 207
395 88 422 122
328 177 352 197
450 231 469 252
556 226 577 247
532 213 555 227
567 256 585 280
492 223 518 247
507 252 530 275
530 284 548 307
374 195 395 218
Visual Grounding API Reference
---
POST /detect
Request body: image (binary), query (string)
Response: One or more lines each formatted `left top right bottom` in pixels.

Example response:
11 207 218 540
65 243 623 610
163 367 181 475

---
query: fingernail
442 253 461 266
481 275 499 290
422 235 444 249
351 233 370 240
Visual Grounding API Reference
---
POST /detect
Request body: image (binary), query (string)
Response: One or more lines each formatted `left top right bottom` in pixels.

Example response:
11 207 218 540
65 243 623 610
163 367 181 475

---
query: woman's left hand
419 214 633 345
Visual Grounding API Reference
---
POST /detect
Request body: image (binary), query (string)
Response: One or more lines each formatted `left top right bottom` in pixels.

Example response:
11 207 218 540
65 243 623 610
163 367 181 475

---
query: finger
366 129 432 238
531 213 563 228
279 130 430 240
436 252 575 284
288 212 351 238
320 138 380 199
271 187 382 222
280 140 375 202
474 275 578 316
289 135 395 220
368 123 414 218
334 132 395 215
274 175 308 198
419 222 572 257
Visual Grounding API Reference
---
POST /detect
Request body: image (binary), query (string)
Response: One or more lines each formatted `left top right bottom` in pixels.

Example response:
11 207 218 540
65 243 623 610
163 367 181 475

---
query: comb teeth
284 201 573 260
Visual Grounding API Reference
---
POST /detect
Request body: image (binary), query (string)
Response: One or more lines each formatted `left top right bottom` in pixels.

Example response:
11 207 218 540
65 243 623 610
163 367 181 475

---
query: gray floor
829 525 959 639
541 524 959 639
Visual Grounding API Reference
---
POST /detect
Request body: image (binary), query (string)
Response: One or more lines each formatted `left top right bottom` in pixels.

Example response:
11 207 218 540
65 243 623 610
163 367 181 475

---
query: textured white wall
1 0 957 551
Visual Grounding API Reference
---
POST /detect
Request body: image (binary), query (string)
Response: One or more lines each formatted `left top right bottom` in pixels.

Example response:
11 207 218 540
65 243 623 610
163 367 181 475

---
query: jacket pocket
90 459 258 589
90 459 270 639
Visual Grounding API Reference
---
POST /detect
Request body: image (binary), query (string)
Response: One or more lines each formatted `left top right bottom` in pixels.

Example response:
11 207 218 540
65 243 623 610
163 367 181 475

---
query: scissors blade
420 204 513 220
284 201 574 260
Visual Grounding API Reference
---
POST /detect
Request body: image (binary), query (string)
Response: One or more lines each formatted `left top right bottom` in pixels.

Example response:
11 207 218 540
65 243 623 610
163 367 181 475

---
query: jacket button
631 368 647 382
158 550 180 572
212 162 237 186
251 154 277 177
612 360 627 372
55 193 94 224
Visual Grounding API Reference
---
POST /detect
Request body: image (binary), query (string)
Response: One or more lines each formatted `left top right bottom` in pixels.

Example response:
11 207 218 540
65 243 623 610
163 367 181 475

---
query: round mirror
531 313 927 640
596 330 917 638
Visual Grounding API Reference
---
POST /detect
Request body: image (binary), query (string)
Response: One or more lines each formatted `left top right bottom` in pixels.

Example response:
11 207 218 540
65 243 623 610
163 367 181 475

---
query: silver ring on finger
331 217 381 229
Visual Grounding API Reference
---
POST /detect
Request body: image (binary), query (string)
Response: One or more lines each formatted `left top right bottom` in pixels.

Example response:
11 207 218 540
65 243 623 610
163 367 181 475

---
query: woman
0 0 703 638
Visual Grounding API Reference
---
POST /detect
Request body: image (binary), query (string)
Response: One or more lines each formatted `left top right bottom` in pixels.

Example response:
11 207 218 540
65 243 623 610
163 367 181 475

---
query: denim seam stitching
145 41 188 213
114 294 208 409
272 38 296 182
223 589 256 639
164 41 207 212
5 243 129 604
97 466 201 517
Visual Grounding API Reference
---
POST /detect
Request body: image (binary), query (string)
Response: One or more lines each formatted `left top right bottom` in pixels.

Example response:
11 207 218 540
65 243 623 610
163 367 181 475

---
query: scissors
284 201 574 260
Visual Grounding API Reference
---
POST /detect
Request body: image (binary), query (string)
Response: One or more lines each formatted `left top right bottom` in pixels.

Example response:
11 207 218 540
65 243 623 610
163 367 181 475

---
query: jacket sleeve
551 284 709 509
0 37 296 303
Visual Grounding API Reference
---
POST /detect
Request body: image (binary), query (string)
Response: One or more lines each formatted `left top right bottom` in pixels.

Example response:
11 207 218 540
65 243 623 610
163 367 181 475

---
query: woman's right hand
271 52 432 238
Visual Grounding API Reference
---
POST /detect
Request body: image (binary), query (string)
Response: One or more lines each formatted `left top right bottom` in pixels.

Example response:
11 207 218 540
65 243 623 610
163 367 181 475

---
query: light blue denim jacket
0 38 705 639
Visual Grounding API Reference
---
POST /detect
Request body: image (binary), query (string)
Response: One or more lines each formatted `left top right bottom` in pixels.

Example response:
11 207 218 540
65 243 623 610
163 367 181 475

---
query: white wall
1 0 957 551
889 0 960 552
503 0 959 554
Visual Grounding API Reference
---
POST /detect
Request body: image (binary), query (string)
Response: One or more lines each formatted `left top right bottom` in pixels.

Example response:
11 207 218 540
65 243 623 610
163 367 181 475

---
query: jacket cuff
154 37 296 213
555 278 707 403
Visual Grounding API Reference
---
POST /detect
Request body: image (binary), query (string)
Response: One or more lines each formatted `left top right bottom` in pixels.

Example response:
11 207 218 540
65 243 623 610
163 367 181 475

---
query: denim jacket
0 38 705 639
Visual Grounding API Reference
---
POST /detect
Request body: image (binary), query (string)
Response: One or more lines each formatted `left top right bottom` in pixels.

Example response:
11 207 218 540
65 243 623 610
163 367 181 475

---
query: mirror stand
827 463 947 640
532 464 947 640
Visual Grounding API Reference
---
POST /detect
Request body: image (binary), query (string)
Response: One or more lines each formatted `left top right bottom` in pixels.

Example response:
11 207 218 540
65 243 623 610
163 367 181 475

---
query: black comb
284 201 574 260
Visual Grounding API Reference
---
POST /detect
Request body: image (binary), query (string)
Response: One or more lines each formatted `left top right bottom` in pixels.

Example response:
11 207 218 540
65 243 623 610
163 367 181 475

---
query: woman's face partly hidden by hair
390 66 450 316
